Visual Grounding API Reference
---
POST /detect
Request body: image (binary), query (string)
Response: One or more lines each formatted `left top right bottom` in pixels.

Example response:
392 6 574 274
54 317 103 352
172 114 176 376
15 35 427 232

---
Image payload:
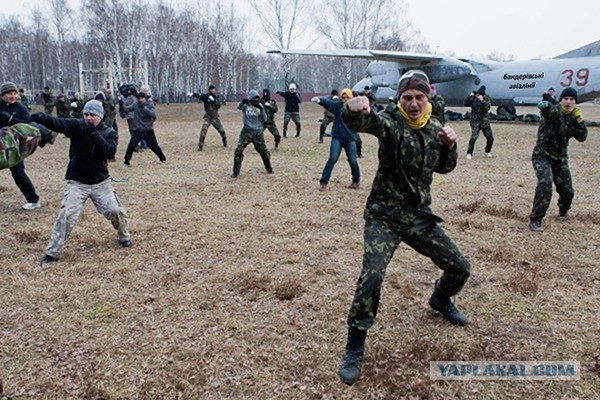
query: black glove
241 98 249 105
30 112 47 124
118 99 124 106
0 111 12 123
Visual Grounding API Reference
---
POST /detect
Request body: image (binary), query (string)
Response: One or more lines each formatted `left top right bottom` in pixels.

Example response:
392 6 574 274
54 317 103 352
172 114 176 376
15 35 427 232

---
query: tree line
0 0 427 102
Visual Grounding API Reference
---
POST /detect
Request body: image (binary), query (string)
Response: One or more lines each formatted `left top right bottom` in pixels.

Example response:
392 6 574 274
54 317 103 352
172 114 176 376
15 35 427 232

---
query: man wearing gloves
30 100 131 266
194 84 227 151
276 83 302 138
337 70 470 386
313 88 360 190
121 92 166 167
464 85 493 159
528 87 587 232
232 90 273 178
260 89 281 149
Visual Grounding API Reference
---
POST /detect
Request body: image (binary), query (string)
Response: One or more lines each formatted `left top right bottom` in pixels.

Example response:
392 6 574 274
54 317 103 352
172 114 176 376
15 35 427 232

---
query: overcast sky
2 0 599 61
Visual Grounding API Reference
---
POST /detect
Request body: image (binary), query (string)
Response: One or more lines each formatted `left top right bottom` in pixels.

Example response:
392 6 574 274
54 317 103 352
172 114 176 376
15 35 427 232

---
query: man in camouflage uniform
528 87 587 232
318 89 337 143
231 90 273 178
70 93 86 119
260 89 281 149
430 84 446 124
101 89 118 132
337 70 471 386
55 93 72 118
18 88 30 111
464 85 493 159
41 86 55 115
193 84 227 151
542 87 559 105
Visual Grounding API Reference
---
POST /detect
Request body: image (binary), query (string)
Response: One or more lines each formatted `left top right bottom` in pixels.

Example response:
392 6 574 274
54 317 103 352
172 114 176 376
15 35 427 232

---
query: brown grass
1 103 599 399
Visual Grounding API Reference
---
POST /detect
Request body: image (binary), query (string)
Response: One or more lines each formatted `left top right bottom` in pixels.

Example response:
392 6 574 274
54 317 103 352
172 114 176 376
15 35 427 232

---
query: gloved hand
209 95 215 102
264 102 271 108
311 97 320 103
571 108 584 124
117 99 124 106
30 112 47 124
537 101 550 110
0 111 13 123
71 102 78 108
241 98 249 105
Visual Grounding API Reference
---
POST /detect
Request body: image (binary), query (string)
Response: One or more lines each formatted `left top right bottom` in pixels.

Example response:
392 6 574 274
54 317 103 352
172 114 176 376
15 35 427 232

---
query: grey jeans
45 178 130 258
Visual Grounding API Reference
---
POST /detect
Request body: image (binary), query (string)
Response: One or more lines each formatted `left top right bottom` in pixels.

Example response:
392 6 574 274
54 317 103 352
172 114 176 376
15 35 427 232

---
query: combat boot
428 280 468 326
338 327 367 386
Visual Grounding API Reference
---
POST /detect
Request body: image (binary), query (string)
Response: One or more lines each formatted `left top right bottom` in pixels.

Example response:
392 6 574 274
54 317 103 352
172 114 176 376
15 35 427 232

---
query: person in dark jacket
313 88 360 190
337 70 470 386
0 81 42 210
260 89 281 149
55 93 73 118
232 90 272 178
528 87 587 232
30 100 131 266
276 83 302 138
121 92 166 167
193 84 227 150
464 85 494 159
319 89 337 143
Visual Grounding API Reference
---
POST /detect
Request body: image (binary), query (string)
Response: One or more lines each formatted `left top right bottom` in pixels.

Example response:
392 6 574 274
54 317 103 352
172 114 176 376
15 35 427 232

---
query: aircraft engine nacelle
366 61 401 88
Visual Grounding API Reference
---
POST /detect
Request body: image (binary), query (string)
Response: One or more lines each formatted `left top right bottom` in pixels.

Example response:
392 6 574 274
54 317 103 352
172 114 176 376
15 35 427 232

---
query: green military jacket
260 98 278 123
0 123 40 170
342 105 458 226
430 94 446 124
464 93 491 123
533 105 587 161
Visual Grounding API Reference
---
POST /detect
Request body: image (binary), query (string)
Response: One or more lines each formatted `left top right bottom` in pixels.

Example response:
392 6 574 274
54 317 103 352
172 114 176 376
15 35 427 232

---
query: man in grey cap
30 99 131 267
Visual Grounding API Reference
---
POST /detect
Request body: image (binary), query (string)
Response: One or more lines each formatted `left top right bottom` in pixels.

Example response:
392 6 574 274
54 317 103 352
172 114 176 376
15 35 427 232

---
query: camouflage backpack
0 123 41 170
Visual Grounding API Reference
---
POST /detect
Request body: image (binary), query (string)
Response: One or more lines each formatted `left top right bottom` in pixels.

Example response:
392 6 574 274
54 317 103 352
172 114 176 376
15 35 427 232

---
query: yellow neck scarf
398 102 432 129
561 104 572 115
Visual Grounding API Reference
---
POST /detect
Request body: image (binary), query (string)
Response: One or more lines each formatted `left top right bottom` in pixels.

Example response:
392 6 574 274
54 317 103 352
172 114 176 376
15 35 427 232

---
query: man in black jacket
0 81 42 210
276 83 302 138
31 100 131 266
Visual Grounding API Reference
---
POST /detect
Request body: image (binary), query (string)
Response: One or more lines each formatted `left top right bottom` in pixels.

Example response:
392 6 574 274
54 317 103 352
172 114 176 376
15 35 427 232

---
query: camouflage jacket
0 123 40 170
56 99 72 118
342 105 457 226
464 93 491 122
197 93 221 119
41 91 54 107
19 94 30 111
70 98 86 118
533 105 587 160
430 94 446 124
260 98 278 123
542 92 559 105
102 94 118 126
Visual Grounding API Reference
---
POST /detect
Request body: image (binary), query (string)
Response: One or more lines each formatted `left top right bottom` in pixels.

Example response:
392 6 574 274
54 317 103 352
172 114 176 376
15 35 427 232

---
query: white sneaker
22 201 41 210
466 154 472 160
123 163 130 168
485 152 492 158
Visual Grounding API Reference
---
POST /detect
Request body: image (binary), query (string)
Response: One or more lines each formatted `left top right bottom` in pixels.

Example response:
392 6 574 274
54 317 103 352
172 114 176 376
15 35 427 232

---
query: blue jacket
317 97 357 144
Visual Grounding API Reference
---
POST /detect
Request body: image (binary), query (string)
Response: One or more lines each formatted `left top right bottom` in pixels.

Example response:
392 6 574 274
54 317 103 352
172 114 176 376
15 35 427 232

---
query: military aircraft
267 40 600 115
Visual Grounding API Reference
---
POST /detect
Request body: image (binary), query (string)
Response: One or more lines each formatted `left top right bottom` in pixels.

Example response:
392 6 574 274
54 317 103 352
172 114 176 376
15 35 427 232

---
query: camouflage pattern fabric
347 215 470 330
464 93 493 154
232 128 272 175
0 123 41 169
42 92 55 115
19 94 30 111
260 98 281 145
71 98 86 119
102 94 118 128
342 105 469 331
529 104 587 221
430 94 446 124
56 100 72 118
542 92 559 105
319 114 334 141
199 115 227 148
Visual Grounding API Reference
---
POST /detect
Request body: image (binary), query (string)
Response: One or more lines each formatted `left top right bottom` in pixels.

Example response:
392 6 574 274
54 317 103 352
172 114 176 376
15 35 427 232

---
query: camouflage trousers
232 129 272 175
44 104 54 115
45 178 130 258
529 155 574 221
319 115 333 141
262 121 281 147
283 112 301 137
199 116 227 148
347 214 470 331
467 120 494 154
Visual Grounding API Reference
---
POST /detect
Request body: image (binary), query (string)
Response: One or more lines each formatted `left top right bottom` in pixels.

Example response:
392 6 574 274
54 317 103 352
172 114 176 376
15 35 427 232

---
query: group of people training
1 69 588 386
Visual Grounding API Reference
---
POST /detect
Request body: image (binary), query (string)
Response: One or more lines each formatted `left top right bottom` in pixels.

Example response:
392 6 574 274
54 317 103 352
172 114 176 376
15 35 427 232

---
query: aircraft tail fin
554 40 600 59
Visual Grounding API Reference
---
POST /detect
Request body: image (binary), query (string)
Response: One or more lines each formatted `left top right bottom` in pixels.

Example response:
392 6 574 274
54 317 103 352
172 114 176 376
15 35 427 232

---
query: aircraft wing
267 48 443 64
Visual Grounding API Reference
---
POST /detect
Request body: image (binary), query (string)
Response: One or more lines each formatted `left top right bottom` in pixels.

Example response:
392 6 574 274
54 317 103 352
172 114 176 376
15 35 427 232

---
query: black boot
338 328 367 386
428 280 468 326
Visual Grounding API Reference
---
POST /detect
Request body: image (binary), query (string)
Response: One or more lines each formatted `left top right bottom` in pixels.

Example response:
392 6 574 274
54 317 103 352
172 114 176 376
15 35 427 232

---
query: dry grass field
1 101 599 400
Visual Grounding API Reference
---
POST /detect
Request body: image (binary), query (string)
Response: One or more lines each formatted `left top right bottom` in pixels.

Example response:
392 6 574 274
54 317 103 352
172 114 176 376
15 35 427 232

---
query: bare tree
247 0 311 85
47 0 75 93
